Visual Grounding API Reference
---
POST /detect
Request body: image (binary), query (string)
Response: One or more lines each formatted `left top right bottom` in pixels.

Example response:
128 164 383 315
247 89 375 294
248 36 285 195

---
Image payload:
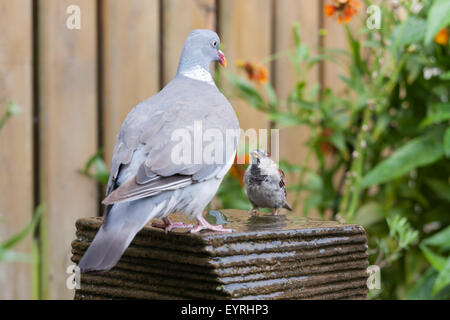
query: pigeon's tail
78 195 168 273
283 202 293 211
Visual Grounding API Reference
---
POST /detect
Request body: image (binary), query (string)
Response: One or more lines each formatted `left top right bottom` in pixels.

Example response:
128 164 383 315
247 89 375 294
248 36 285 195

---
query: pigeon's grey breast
105 76 239 200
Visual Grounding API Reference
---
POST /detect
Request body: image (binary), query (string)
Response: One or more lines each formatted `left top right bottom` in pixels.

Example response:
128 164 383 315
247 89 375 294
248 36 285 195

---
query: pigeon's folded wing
103 78 239 205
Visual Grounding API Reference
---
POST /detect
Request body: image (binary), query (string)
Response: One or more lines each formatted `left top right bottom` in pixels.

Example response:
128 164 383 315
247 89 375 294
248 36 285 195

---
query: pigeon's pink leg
151 217 194 232
190 216 234 233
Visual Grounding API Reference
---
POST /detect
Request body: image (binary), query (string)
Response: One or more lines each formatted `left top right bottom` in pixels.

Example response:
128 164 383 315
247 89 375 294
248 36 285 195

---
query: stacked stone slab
71 210 369 300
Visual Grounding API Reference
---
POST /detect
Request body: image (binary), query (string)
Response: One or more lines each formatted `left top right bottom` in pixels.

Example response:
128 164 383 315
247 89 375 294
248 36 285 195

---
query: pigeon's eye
212 40 218 48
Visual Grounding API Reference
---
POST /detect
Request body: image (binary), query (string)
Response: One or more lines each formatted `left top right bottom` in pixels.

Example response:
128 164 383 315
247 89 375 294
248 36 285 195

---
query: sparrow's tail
77 194 169 273
283 202 293 211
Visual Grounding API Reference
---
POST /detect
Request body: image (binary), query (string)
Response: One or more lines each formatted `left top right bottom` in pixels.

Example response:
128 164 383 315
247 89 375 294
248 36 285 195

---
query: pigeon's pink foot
190 216 234 233
152 217 194 232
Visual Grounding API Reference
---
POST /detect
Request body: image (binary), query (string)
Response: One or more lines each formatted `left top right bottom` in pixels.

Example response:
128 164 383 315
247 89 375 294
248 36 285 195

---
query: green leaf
362 130 444 187
79 149 109 185
425 0 450 45
421 244 447 271
420 103 450 127
407 268 437 300
391 17 426 48
433 257 450 296
268 112 303 127
293 22 301 46
420 112 450 127
345 25 366 74
279 160 304 174
425 178 450 202
423 225 450 251
295 43 310 64
353 202 385 227
329 131 347 154
94 157 110 185
440 71 450 80
0 249 33 263
387 215 419 249
0 205 42 250
293 99 317 111
303 193 322 216
305 172 323 191
0 102 21 132
226 73 266 111
264 83 278 112
444 127 450 157
407 267 450 299
405 55 424 83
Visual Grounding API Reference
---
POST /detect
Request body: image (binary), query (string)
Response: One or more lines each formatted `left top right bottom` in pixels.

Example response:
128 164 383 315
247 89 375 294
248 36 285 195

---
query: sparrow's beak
218 50 227 67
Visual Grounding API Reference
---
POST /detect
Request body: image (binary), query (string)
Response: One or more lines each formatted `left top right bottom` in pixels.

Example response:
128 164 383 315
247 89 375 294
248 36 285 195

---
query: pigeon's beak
250 150 259 159
218 50 227 67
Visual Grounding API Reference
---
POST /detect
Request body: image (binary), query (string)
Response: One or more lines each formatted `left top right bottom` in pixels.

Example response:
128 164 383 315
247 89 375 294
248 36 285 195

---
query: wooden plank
162 0 216 85
219 0 272 135
274 0 320 215
0 0 34 300
101 0 160 168
38 0 98 299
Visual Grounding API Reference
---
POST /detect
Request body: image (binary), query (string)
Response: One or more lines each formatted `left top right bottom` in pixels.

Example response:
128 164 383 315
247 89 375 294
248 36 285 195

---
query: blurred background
1 0 449 300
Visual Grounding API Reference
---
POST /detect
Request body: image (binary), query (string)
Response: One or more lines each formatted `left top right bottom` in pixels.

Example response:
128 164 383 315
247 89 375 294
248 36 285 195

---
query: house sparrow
244 149 292 215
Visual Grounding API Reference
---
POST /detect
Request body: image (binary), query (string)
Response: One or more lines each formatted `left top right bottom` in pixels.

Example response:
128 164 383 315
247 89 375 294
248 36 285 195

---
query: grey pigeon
78 30 239 273
244 149 292 215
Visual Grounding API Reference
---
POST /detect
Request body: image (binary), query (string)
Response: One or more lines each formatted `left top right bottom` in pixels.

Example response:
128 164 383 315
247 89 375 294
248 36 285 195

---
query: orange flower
435 28 449 46
236 60 269 84
319 128 337 155
229 154 250 187
229 165 245 187
324 5 336 17
324 0 360 24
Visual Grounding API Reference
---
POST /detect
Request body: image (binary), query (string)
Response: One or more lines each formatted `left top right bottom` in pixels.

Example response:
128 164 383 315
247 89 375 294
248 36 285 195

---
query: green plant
1 102 42 300
220 0 450 299
0 101 20 132
0 102 42 262
0 206 42 263
78 149 109 186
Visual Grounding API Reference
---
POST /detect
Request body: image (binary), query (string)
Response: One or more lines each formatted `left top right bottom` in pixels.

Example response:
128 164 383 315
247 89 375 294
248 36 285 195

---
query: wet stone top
75 210 366 254
72 210 369 300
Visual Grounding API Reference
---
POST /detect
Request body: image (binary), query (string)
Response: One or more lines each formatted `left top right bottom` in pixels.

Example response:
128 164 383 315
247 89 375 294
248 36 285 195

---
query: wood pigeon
78 30 239 273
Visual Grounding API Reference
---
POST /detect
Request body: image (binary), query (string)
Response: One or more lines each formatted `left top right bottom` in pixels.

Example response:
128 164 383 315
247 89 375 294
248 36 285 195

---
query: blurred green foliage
219 0 450 299
0 103 40 265
78 148 110 186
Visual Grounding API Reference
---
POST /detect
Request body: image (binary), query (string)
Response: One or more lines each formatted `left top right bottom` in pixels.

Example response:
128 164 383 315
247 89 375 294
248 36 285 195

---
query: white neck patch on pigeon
180 65 215 86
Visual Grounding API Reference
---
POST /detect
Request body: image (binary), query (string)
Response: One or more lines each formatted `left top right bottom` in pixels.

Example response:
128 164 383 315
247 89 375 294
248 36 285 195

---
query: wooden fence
0 0 358 299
